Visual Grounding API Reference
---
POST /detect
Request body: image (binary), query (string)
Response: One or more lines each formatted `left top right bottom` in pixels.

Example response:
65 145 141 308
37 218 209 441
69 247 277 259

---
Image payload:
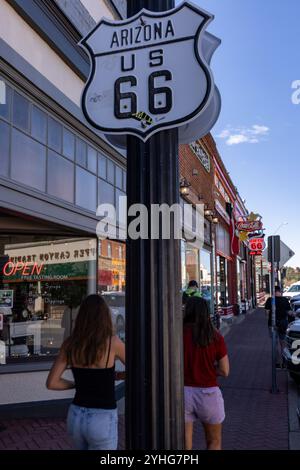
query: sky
179 0 300 266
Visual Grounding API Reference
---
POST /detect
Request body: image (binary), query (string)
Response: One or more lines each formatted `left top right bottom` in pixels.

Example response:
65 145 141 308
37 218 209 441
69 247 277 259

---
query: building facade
179 134 257 322
0 0 127 410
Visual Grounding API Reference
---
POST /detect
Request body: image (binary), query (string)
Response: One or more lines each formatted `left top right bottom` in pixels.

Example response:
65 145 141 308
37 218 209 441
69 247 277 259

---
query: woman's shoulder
111 335 125 347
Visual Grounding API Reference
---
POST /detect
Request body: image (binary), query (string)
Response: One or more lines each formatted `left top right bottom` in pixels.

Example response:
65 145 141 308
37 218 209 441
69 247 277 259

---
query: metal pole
125 0 184 450
271 237 278 393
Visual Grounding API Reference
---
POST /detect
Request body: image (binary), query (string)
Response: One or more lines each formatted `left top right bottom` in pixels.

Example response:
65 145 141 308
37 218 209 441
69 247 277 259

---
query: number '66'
114 51 173 119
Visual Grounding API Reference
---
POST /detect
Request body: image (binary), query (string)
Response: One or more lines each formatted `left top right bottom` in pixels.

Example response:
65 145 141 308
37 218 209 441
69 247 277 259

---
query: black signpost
125 0 184 451
268 235 281 393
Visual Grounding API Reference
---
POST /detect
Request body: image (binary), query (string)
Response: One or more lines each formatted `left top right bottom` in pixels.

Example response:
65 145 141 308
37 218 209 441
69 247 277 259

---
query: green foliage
284 267 300 286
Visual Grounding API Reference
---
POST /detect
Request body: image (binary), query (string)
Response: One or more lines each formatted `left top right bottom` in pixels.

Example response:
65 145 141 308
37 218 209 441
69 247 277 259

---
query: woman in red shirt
183 297 229 450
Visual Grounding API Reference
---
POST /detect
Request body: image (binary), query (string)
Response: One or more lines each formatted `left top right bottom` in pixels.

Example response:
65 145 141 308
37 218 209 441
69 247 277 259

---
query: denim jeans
67 404 118 450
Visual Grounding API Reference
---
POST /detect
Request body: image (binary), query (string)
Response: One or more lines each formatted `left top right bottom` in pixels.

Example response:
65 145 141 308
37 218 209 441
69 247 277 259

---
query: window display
98 239 125 341
0 236 97 362
200 249 212 307
217 256 228 306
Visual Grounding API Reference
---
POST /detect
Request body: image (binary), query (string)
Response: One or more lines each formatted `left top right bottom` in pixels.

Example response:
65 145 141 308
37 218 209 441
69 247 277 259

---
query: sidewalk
193 308 289 450
0 309 291 450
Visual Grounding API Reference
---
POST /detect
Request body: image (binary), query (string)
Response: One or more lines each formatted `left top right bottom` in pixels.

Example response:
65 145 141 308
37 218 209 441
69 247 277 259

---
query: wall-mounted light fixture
212 216 219 224
179 177 191 196
204 206 214 217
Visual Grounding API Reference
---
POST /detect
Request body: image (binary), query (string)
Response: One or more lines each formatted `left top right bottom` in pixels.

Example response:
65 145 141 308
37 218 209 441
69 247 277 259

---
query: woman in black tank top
46 294 125 450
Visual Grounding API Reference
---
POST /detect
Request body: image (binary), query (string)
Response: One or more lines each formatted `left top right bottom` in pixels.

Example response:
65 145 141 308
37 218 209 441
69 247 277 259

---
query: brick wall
179 141 215 210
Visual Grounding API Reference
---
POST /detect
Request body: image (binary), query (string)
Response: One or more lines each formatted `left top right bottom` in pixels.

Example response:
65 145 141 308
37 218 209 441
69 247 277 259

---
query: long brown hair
64 294 113 367
183 296 217 347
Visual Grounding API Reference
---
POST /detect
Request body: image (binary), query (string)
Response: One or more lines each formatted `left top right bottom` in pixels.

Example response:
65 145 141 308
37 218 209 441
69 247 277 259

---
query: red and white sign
249 237 265 256
236 220 263 232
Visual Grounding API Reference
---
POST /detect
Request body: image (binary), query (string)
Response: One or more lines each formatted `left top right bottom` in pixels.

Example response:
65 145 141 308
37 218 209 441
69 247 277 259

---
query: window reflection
0 82 12 121
76 138 87 167
63 128 75 160
0 120 10 177
98 240 125 342
48 117 62 153
107 159 115 184
98 179 115 206
47 150 74 203
13 91 29 132
31 106 47 144
87 146 97 173
98 154 107 179
11 128 46 191
0 237 97 361
76 167 96 211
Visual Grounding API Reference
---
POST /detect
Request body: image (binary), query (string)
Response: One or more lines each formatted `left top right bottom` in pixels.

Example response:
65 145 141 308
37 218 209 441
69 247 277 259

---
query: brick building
179 134 257 319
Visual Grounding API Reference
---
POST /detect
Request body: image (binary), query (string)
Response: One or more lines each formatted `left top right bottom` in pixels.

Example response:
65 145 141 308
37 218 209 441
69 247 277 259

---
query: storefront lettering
3 261 44 277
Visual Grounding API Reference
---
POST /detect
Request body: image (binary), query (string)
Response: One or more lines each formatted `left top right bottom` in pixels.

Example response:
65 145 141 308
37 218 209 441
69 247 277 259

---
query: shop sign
80 2 221 142
189 141 210 173
0 289 14 308
5 239 96 266
249 238 265 256
236 220 263 232
3 262 44 278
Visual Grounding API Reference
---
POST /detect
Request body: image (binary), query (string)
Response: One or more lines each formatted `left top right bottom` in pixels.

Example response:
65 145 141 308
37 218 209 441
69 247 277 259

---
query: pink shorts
184 386 225 425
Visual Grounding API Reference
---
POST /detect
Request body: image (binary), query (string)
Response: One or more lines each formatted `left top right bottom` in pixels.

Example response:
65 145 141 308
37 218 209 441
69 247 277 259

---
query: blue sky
184 0 300 266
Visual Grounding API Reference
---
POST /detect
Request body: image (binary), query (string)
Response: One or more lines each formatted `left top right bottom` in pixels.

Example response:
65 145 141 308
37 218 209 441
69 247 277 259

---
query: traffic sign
80 1 221 142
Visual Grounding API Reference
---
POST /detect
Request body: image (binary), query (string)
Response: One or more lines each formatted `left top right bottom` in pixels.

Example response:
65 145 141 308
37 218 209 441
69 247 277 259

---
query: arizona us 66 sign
80 1 220 141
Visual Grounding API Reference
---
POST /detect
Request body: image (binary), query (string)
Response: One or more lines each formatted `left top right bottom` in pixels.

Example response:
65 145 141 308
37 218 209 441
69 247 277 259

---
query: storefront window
217 256 228 306
185 244 199 287
237 260 241 304
200 249 212 307
0 236 97 363
98 240 125 341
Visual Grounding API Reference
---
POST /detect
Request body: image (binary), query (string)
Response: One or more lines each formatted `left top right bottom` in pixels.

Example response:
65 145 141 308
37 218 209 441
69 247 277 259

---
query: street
0 308 299 450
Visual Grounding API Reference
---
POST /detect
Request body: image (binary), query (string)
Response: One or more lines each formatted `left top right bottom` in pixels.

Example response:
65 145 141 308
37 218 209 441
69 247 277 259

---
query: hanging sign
249 238 265 256
80 1 221 143
236 220 263 232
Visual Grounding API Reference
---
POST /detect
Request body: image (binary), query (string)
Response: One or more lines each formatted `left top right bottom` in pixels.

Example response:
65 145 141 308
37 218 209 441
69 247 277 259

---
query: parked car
290 294 300 306
283 317 300 385
283 282 300 301
101 291 125 341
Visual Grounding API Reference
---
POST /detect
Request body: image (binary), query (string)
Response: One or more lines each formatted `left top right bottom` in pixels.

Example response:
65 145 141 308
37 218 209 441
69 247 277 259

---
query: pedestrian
265 286 291 367
182 280 201 305
183 296 229 450
46 294 125 450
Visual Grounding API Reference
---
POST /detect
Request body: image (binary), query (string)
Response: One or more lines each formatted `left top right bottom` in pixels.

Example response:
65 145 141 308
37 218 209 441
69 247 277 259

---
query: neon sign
2 262 44 277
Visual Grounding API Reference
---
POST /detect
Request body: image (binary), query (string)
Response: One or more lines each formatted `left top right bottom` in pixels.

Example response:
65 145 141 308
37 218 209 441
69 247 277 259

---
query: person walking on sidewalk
265 286 291 367
183 297 229 450
46 294 125 450
182 280 202 305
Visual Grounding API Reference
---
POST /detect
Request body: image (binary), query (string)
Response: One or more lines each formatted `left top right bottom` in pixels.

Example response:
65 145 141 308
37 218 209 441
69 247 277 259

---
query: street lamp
179 177 191 196
274 222 288 235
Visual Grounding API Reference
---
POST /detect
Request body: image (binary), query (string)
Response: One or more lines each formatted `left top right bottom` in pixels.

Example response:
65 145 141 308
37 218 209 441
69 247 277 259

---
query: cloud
217 124 269 146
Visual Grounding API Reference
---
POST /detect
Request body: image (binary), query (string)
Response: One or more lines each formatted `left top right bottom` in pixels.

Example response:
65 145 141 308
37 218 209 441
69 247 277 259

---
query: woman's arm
216 354 230 377
46 347 75 391
113 335 125 364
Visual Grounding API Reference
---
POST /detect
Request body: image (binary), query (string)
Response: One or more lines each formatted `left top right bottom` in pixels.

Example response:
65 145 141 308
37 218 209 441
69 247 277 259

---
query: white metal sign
80 1 220 142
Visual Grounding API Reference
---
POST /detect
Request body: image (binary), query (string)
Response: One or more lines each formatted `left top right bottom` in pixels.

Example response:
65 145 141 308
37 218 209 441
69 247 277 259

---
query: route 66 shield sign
80 1 220 141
